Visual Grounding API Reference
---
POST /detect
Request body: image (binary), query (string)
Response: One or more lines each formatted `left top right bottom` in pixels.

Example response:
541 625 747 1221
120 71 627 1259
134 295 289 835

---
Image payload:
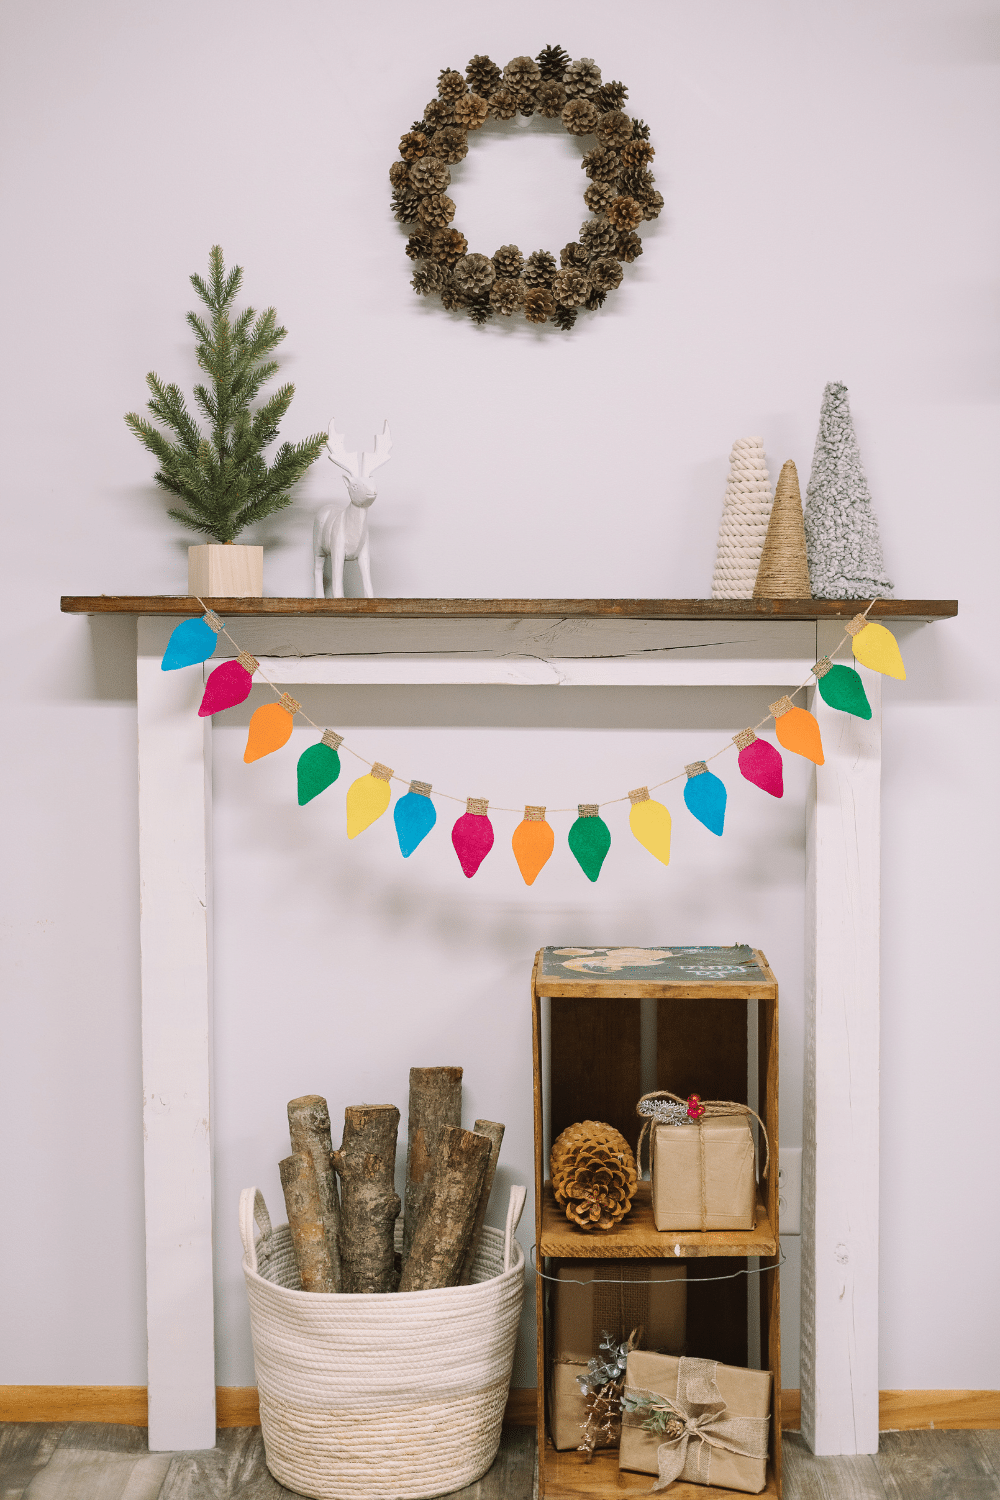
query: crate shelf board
540 1183 778 1259
535 945 777 1000
539 1443 779 1498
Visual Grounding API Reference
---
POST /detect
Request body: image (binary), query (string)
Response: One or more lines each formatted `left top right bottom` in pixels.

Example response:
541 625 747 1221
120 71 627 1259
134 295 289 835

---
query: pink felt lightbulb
198 652 259 717
451 797 495 878
733 728 783 798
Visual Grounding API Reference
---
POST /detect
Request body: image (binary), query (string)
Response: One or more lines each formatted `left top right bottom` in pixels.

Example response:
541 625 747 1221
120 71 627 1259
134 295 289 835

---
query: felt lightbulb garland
161 596 905 884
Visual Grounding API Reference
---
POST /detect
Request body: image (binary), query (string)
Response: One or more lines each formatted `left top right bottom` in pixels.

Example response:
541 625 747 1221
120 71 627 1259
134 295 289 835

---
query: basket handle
239 1187 272 1275
503 1184 527 1272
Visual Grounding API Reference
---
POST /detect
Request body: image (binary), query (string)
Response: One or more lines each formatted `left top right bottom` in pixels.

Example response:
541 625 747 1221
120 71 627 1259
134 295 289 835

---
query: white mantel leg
801 622 882 1454
137 617 217 1450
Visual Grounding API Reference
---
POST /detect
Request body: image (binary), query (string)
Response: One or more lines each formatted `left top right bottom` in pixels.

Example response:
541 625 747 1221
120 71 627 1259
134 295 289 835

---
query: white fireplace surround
131 608 906 1455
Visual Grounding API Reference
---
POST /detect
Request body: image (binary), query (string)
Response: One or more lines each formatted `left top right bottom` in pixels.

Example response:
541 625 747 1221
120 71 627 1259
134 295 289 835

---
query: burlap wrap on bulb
620 1350 771 1493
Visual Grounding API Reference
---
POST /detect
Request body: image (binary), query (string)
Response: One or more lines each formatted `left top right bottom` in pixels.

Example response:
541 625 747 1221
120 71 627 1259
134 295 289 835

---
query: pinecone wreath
550 1120 639 1231
391 46 660 329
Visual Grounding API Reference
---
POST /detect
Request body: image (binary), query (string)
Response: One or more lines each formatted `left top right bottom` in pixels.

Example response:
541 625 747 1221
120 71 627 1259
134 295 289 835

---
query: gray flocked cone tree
125 246 326 543
802 382 894 598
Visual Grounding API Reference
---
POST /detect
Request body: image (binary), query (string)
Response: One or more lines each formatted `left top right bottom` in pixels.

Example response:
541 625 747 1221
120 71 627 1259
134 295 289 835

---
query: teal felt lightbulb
394 780 437 857
568 804 611 882
161 610 223 670
812 658 872 720
297 730 343 806
683 761 726 836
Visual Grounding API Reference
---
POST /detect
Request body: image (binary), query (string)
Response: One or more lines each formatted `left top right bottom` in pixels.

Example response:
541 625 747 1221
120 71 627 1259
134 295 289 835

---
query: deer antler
326 419 358 478
359 421 393 480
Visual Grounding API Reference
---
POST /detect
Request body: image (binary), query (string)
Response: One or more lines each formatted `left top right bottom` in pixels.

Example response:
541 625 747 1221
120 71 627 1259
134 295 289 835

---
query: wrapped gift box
651 1114 756 1232
550 1260 686 1452
620 1349 771 1494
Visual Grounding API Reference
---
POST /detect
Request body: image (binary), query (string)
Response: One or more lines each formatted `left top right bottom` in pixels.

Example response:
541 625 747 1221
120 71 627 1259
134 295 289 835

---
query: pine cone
632 117 652 141
440 277 466 311
596 110 633 150
581 145 621 182
410 156 451 194
466 54 502 96
399 130 430 162
553 304 578 331
537 80 567 117
405 229 434 261
580 218 616 256
389 160 411 188
428 125 469 163
615 229 643 263
606 195 644 232
589 257 623 293
562 99 599 136
489 84 519 121
431 227 468 266
504 54 542 92
410 118 435 139
642 190 664 221
584 181 615 214
423 98 455 130
550 1121 638 1231
560 240 590 269
523 287 556 324
391 187 420 223
618 167 655 202
492 243 524 278
454 93 489 131
490 277 524 316
620 138 655 172
536 43 571 81
453 252 496 296
552 267 590 307
411 262 448 297
466 292 493 325
593 80 628 113
522 249 557 287
438 68 467 102
563 57 602 98
585 286 607 311
417 192 456 228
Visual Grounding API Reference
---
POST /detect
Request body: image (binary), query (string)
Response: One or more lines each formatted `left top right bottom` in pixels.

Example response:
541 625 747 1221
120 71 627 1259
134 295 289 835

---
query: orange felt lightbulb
769 697 824 765
511 805 555 886
244 694 300 763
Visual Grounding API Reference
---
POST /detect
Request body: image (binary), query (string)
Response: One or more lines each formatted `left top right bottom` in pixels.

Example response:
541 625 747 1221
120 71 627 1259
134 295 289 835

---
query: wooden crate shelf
540 1182 778 1259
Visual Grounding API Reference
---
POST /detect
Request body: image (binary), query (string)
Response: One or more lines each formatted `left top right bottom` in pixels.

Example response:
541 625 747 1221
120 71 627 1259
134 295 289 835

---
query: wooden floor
3 1424 1000 1499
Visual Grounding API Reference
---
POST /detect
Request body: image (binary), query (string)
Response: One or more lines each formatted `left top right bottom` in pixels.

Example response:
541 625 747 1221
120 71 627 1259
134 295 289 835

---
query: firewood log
287 1094 343 1292
459 1120 505 1284
398 1126 491 1292
279 1151 336 1293
332 1105 401 1293
403 1066 462 1261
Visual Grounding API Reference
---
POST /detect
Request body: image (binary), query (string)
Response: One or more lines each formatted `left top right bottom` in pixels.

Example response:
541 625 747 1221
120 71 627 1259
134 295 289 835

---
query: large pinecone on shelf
431 227 468 266
562 99 599 136
452 252 496 297
563 57 602 98
580 145 621 183
536 43 571 81
454 93 489 131
429 126 469 163
596 110 634 150
493 243 524 278
438 67 467 101
537 80 567 118
466 54 502 96
550 1121 638 1231
593 80 628 113
522 249 557 287
410 156 451 194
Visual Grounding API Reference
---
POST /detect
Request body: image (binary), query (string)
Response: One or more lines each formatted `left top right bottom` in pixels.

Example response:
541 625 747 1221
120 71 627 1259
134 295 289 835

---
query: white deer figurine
313 419 393 598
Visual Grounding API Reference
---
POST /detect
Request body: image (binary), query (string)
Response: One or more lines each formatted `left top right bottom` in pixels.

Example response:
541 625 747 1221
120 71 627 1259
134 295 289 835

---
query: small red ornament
686 1094 705 1120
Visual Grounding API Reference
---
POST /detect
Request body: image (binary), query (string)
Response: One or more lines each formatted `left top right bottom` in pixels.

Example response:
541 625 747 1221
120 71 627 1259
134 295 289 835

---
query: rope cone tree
550 1120 638 1231
711 438 773 598
803 381 894 598
753 459 811 598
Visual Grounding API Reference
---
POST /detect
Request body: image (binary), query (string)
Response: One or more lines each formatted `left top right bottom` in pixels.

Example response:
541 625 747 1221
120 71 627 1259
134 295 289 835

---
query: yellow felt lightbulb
769 697 824 765
846 614 906 679
346 762 393 838
628 786 671 866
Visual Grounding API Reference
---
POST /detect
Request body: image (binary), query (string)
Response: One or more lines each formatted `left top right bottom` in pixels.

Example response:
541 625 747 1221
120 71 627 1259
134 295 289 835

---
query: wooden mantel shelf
61 595 957 621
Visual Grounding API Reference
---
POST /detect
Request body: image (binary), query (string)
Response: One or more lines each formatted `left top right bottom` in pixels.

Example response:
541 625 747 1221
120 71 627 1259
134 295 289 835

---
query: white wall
1 0 997 1397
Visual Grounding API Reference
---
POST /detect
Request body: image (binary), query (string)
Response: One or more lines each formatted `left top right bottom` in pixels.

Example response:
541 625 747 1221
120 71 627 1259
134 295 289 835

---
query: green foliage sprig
126 246 326 543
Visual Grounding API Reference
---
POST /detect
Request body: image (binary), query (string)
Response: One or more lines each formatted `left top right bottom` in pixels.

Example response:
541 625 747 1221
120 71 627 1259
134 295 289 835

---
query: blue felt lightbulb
161 611 223 671
394 780 437 857
683 761 727 836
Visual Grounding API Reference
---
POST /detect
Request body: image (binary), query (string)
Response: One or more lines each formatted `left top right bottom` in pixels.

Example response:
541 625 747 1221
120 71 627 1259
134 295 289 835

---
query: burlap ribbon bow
626 1357 769 1492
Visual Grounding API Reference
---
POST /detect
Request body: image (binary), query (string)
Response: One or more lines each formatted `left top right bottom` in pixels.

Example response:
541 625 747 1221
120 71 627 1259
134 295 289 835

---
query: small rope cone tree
711 438 773 599
803 382 894 598
550 1120 638 1231
753 459 811 598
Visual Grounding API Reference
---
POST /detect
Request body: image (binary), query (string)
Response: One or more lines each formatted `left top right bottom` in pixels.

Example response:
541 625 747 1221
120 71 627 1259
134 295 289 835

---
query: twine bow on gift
624 1357 770 1492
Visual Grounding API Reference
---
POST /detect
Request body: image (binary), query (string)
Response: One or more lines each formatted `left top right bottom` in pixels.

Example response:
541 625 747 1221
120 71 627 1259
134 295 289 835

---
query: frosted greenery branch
125 246 326 543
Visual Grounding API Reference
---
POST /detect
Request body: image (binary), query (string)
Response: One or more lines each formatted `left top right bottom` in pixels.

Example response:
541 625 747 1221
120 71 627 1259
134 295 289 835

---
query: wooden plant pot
188 544 263 598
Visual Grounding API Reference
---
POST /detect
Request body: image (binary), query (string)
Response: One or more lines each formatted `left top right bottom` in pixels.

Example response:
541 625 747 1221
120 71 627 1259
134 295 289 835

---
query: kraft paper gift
619 1349 771 1493
550 1261 687 1452
651 1114 756 1232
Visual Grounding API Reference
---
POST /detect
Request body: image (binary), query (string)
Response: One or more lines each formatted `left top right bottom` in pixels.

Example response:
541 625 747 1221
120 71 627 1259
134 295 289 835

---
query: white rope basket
239 1183 527 1500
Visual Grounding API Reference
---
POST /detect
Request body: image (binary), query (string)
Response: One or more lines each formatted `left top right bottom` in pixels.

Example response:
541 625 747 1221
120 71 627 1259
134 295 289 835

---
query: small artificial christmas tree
125 246 326 543
753 459 811 598
803 382 894 598
711 438 773 599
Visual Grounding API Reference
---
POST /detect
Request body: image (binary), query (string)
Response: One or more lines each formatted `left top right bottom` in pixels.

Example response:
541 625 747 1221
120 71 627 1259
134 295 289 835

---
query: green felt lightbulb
812 657 872 719
568 803 611 882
